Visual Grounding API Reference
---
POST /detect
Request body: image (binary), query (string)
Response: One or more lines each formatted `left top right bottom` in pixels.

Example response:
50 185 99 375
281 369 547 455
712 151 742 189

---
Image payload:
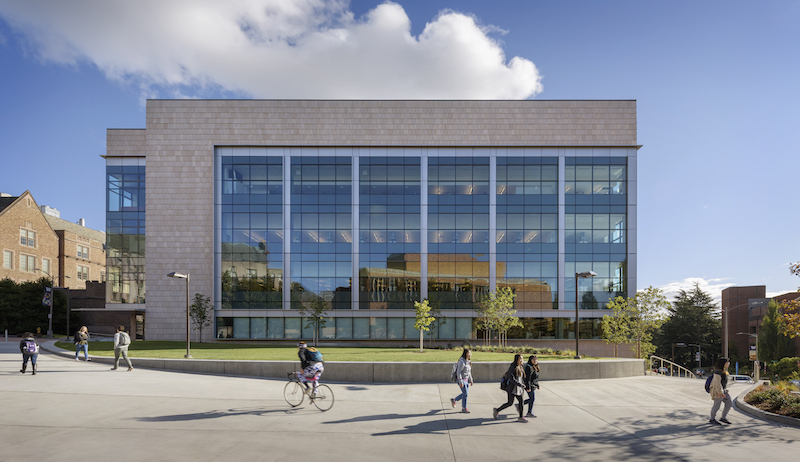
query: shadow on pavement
135 406 294 421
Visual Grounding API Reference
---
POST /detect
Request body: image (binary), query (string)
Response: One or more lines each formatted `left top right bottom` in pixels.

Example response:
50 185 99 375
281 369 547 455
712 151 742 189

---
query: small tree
601 305 630 358
607 286 668 359
478 287 518 347
189 293 213 343
759 300 797 362
414 299 436 353
780 261 800 338
298 294 328 347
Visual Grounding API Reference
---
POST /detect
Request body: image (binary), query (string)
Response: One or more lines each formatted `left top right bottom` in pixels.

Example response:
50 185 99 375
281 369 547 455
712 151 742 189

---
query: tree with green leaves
298 293 328 347
607 286 668 359
601 303 631 358
654 283 720 368
779 261 800 339
414 299 436 353
759 300 797 362
189 293 213 343
477 287 519 347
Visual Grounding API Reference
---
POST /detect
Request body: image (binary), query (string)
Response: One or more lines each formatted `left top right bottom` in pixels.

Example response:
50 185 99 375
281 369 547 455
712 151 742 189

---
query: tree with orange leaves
780 262 800 339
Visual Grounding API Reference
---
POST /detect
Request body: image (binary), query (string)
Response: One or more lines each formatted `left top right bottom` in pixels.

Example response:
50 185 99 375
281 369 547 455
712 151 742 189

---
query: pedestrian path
1 340 797 462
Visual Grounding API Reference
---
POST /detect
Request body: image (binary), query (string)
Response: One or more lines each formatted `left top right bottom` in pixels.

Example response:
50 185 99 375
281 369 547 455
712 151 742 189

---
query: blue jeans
75 344 89 359
454 380 469 409
523 388 536 413
23 353 38 365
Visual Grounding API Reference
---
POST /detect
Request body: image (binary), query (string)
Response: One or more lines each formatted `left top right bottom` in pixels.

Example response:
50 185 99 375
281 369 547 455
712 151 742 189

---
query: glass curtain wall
564 157 628 339
106 164 145 303
358 156 421 309
219 156 284 315
496 157 559 312
427 157 490 310
290 156 352 313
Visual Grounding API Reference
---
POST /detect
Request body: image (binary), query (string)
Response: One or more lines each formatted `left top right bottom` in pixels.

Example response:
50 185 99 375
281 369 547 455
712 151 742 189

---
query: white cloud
655 277 736 306
0 0 543 99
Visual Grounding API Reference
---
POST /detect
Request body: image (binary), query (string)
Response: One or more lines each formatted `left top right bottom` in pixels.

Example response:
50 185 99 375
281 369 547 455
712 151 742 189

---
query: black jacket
524 363 540 389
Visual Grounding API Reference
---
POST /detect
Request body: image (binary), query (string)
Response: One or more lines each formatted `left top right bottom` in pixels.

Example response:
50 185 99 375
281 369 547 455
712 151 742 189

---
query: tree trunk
420 329 424 353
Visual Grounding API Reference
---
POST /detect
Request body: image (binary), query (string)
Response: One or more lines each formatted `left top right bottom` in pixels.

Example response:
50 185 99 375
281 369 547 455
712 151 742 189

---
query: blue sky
1 0 798 302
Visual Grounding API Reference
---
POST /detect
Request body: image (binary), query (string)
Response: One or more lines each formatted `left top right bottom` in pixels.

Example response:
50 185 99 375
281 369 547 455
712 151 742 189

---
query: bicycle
284 372 334 411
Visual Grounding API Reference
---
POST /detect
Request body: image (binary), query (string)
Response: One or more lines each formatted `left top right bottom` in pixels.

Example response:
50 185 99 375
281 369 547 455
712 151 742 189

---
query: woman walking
709 357 732 425
450 349 474 413
523 355 540 417
493 354 528 423
20 332 40 375
74 326 91 361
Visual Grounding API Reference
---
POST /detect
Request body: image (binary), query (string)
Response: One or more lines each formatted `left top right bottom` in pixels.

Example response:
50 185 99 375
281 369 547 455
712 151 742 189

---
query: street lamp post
167 272 192 358
722 302 750 358
574 271 597 359
737 332 760 381
689 343 702 370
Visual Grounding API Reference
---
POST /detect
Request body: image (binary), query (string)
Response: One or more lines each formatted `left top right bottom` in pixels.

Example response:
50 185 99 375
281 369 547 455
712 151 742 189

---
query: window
42 258 50 276
77 245 89 259
20 229 36 247
20 254 35 272
3 250 12 269
77 265 89 280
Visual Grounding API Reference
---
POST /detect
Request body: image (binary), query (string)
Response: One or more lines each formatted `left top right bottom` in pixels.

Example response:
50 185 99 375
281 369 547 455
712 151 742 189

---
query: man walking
111 325 133 371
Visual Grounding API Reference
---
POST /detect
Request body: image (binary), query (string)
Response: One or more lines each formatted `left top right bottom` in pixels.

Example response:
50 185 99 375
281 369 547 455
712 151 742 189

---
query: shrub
772 357 800 379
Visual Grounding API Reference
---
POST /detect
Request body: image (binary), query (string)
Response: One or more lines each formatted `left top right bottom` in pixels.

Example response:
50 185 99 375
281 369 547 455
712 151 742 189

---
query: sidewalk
1 340 798 462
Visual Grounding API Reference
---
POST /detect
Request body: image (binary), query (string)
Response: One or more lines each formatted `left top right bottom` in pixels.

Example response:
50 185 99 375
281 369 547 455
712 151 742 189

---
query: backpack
24 340 39 354
307 347 323 362
451 361 459 383
704 374 713 393
118 332 130 346
500 374 509 391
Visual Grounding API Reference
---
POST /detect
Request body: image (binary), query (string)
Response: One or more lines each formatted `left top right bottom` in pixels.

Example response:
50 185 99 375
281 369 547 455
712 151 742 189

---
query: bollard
4 329 7 342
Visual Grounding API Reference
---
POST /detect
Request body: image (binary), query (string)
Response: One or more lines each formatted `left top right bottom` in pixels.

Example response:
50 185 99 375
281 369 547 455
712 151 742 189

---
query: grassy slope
54 341 584 361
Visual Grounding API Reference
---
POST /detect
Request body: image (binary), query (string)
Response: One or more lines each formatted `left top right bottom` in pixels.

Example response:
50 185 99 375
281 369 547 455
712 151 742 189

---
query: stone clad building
106 100 639 353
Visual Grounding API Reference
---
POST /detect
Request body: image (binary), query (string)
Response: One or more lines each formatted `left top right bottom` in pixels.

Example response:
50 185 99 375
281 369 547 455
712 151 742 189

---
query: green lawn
54 341 584 361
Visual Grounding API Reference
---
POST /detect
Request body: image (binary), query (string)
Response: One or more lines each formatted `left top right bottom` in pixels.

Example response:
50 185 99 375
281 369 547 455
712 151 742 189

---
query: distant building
0 191 59 283
44 212 106 290
722 286 800 359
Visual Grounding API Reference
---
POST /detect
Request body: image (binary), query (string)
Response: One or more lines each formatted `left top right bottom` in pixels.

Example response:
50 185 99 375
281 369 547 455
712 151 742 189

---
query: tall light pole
737 332 760 381
722 302 750 358
167 272 192 358
574 271 597 359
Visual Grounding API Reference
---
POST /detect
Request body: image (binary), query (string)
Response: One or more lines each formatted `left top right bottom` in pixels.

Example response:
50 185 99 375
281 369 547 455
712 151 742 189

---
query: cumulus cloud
656 277 735 306
0 0 543 99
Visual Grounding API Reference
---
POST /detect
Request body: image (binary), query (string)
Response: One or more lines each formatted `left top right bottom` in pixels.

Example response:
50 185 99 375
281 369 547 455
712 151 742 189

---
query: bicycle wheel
284 380 305 407
311 384 334 411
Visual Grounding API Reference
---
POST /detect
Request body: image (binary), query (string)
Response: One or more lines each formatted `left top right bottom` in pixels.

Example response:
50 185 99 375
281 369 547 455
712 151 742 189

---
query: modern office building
105 100 638 348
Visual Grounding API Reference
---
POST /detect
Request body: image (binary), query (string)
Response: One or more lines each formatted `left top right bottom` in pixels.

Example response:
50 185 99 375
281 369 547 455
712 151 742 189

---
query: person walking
523 355 540 417
74 326 91 361
20 332 40 375
709 357 732 425
111 325 133 371
450 349 474 413
493 354 528 423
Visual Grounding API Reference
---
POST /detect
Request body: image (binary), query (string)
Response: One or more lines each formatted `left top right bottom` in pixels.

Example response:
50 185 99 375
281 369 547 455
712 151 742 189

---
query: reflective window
359 157 421 309
106 165 145 303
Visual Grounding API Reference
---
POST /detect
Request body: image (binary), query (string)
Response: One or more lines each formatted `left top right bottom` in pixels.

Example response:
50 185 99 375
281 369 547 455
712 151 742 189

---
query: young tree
780 261 800 338
601 304 630 358
759 300 797 362
189 293 213 343
606 286 668 359
413 299 436 353
477 287 518 347
654 283 721 367
298 294 328 347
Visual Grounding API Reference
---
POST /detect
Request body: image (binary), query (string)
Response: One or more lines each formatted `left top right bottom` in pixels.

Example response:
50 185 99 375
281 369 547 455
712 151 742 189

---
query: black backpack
704 374 713 393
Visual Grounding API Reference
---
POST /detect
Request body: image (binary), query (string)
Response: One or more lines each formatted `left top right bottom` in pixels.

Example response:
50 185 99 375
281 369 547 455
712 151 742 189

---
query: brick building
0 191 59 283
44 214 106 289
722 285 800 359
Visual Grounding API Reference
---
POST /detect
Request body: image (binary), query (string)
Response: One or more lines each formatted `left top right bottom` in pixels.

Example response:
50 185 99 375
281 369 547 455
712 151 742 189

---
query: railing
648 355 697 379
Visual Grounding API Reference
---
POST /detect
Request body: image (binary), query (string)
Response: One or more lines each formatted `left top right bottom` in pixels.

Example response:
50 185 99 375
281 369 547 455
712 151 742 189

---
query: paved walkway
1 340 797 462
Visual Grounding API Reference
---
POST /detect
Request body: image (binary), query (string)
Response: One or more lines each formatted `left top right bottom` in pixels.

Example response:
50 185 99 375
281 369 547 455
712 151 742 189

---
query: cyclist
297 342 324 394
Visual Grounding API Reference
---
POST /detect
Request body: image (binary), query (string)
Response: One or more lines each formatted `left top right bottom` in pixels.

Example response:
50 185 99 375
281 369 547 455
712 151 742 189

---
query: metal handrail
649 355 697 379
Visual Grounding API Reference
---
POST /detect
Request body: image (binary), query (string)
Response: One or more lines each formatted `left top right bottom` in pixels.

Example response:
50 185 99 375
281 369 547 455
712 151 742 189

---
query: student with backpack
493 354 528 423
111 325 133 371
19 332 40 375
297 342 324 392
449 349 474 413
708 357 732 425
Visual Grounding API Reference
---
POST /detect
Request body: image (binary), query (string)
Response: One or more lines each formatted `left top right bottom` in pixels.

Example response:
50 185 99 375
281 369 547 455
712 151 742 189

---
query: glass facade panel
291 156 352 313
496 157 558 310
564 157 628 310
106 165 146 303
220 156 283 310
428 157 490 310
359 157 421 309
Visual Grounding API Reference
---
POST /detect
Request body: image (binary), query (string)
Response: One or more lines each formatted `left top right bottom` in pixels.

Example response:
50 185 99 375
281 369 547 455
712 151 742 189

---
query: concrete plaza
1 341 797 462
